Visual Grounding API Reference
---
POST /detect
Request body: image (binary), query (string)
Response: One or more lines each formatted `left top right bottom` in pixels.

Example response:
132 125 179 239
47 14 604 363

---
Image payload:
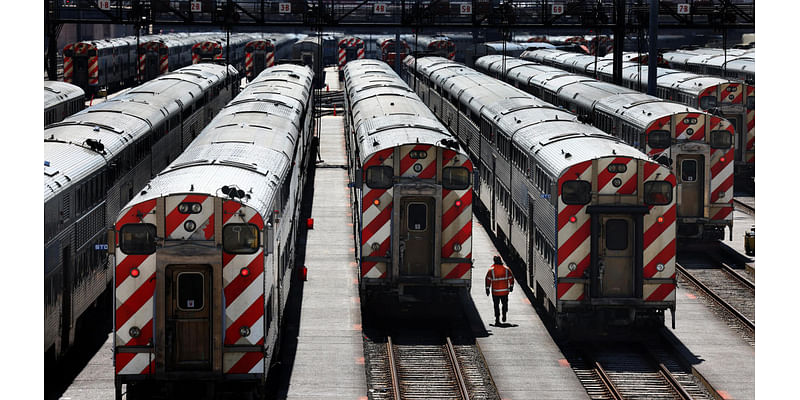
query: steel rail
592 360 624 400
445 337 470 400
676 263 755 332
386 336 401 400
720 262 755 290
732 198 754 216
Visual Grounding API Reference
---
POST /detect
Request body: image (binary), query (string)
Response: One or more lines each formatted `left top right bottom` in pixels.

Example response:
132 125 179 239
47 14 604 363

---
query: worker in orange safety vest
485 255 514 325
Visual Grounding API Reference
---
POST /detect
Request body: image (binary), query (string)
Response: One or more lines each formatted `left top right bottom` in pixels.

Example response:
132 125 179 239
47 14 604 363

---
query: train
403 55 678 328
476 55 734 240
291 35 337 88
376 36 410 66
343 59 474 303
403 34 456 60
244 33 299 80
44 63 239 360
191 33 252 71
661 47 755 84
521 49 754 181
109 64 314 398
137 34 204 83
44 80 84 125
337 36 366 67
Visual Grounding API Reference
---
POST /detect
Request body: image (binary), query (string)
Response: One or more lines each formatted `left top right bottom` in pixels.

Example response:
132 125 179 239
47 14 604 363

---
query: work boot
502 314 507 323
495 317 500 325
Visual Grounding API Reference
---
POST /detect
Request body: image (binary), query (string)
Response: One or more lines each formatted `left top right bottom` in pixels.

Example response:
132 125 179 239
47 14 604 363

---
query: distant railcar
44 80 84 125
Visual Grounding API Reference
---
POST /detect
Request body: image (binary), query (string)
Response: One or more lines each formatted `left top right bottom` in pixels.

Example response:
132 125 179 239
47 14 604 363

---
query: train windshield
644 181 673 205
223 224 260 254
442 167 470 190
120 223 157 255
647 130 671 149
561 180 591 205
710 130 732 149
366 166 393 189
747 96 755 110
699 96 717 109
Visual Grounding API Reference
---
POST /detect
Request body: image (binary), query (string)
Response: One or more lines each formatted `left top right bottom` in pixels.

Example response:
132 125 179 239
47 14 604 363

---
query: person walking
485 255 514 325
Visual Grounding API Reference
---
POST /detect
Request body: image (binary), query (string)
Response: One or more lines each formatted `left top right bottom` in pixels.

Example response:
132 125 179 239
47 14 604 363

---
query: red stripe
442 221 472 258
368 236 391 257
125 318 153 346
557 282 574 299
710 174 733 203
361 260 377 277
202 213 215 240
645 283 675 301
711 206 733 220
165 195 209 236
363 149 393 168
224 256 264 304
710 148 733 177
557 219 591 266
597 157 630 190
399 145 430 175
228 352 263 374
247 212 264 230
643 239 675 278
140 359 155 375
558 205 585 230
222 200 242 224
442 191 472 230
224 294 264 344
565 253 591 278
115 271 156 331
115 200 157 230
618 171 638 194
442 150 457 166
115 255 149 288
115 353 137 374
557 162 591 195
361 202 393 245
443 259 472 279
417 157 437 179
689 124 705 141
362 189 387 213
644 205 676 248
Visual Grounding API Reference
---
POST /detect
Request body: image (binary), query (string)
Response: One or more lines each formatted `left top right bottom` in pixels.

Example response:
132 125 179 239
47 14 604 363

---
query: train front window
366 166 393 189
699 96 717 109
605 219 629 250
710 130 732 149
177 272 204 311
408 203 428 231
561 180 591 205
223 224 260 254
681 160 697 182
644 181 673 205
442 167 470 190
647 130 671 149
120 223 157 255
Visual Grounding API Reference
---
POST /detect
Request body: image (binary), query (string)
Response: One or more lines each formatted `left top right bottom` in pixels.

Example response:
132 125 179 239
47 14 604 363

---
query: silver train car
662 48 755 84
522 49 754 179
110 64 314 398
403 55 679 328
403 34 456 60
343 60 474 302
191 33 252 72
44 81 85 125
476 55 734 240
137 33 215 82
44 63 239 360
244 33 299 80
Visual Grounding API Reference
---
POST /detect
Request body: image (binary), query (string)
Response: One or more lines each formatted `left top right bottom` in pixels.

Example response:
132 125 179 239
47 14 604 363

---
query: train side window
561 180 591 205
223 224 260 254
443 167 470 190
365 166 393 189
120 224 157 255
644 181 673 205
710 130 732 149
647 130 671 149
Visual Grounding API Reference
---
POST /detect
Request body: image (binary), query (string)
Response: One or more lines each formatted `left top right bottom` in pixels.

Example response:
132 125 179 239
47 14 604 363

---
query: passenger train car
343 60 474 302
45 63 239 360
662 48 755 84
110 64 314 398
337 36 366 68
376 36 410 66
521 49 754 180
404 34 456 60
44 81 85 125
244 34 298 81
403 55 678 328
191 33 252 72
137 34 211 82
476 55 733 240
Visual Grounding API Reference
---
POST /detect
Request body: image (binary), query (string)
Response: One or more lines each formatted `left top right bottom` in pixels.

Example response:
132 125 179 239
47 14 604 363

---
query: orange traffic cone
333 105 336 116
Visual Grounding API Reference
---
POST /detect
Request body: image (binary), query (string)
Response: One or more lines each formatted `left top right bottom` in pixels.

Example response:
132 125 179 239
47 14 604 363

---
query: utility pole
612 0 625 85
646 0 658 96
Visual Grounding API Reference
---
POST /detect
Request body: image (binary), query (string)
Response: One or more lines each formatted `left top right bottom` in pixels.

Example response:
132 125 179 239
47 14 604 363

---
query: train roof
44 63 235 202
123 64 313 218
44 81 84 110
344 60 466 160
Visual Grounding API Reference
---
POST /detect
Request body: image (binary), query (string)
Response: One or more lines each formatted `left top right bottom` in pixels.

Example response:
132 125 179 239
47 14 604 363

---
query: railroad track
732 198 754 216
563 340 713 400
365 336 499 400
676 262 755 334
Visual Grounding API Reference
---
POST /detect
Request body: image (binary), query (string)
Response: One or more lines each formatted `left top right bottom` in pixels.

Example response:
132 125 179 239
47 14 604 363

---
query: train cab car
63 38 136 94
337 36 366 68
343 60 473 303
44 80 84 125
377 36 410 66
244 34 298 81
403 56 678 329
109 64 314 398
405 35 456 60
191 34 250 71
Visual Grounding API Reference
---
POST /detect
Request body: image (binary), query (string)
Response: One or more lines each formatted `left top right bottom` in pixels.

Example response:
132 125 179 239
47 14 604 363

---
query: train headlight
568 262 577 271
184 220 196 231
656 263 665 272
612 178 622 187
239 326 251 338
178 203 190 213
129 326 141 338
686 128 694 135
453 243 462 252
240 267 250 277
371 242 381 251
191 203 202 213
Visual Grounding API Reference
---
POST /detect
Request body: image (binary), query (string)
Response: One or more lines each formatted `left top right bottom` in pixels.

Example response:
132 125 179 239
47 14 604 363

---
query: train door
254 49 266 76
598 215 634 297
165 265 212 371
677 156 704 217
73 56 89 90
399 197 435 276
490 156 496 228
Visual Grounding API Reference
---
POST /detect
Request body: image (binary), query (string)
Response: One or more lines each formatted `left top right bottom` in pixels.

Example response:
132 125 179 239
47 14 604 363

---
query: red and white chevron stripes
63 45 73 83
709 118 734 221
642 163 677 302
674 113 705 141
360 148 394 279
746 85 755 164
556 161 593 301
718 82 743 105
440 150 473 280
88 54 99 85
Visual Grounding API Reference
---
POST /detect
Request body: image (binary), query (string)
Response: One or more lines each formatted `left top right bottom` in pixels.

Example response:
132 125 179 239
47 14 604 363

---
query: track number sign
97 0 110 10
279 2 291 13
677 3 691 14
190 1 201 12
460 3 472 14
374 3 388 14
551 4 564 15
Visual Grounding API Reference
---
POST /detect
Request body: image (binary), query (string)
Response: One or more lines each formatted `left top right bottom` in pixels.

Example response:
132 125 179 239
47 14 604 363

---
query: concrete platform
58 334 116 400
323 66 340 91
666 283 755 399
722 196 756 276
284 115 367 399
469 220 589 400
